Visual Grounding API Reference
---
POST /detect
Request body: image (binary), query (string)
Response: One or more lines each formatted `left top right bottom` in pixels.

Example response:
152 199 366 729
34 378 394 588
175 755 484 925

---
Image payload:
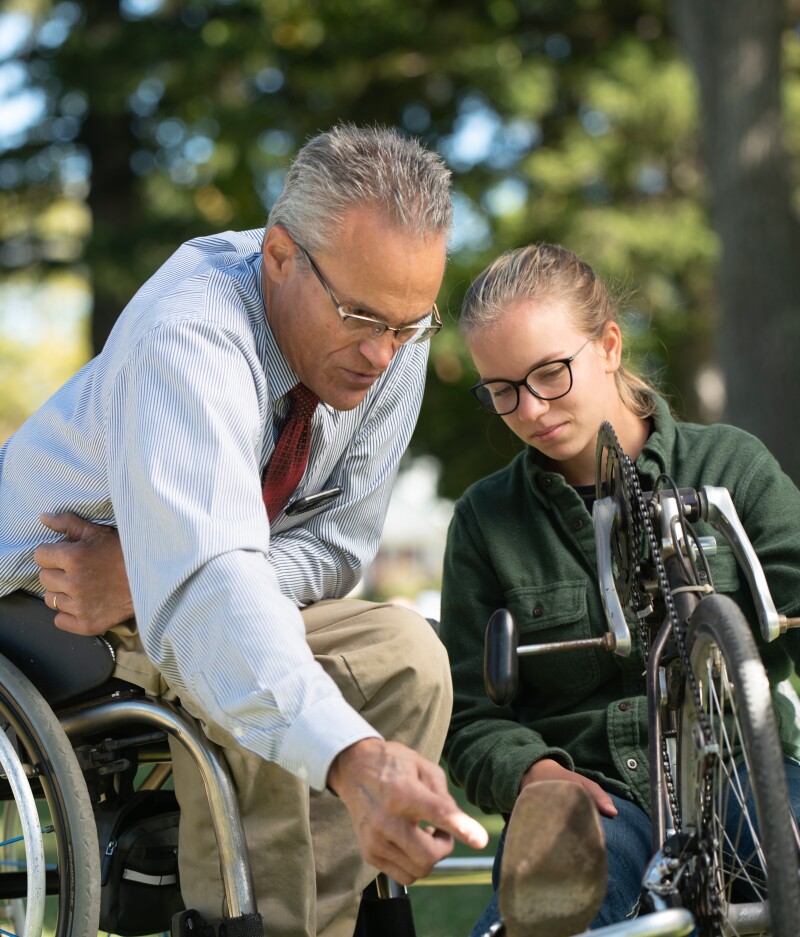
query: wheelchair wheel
677 594 800 937
0 654 100 937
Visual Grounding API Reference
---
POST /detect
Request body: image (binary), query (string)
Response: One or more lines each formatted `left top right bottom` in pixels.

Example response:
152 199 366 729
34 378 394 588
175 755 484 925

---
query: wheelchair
0 591 418 937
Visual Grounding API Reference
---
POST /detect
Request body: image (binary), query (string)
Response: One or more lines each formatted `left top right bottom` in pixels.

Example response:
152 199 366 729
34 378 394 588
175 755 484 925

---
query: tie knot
289 383 319 419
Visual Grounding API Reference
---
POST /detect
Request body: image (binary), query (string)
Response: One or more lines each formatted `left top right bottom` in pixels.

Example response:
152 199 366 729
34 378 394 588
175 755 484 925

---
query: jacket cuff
498 746 575 814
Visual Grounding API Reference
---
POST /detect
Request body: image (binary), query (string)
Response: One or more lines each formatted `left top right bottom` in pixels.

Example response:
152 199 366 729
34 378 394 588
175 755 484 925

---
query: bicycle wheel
0 654 100 937
677 593 800 937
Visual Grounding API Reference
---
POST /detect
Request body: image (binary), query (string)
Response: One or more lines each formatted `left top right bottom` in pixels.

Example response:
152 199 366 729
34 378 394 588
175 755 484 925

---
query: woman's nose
516 386 550 421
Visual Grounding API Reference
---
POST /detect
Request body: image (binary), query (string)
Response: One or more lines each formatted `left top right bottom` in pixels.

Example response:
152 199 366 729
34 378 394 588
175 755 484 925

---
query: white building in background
355 457 454 620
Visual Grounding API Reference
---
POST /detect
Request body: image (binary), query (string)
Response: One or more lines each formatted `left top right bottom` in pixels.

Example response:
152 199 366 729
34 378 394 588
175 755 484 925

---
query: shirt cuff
278 694 382 791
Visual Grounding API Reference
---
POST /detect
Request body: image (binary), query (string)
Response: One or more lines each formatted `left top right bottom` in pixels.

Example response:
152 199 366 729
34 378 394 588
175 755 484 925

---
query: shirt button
627 758 638 770
533 605 544 618
571 517 584 531
297 765 308 781
618 701 630 712
632 680 645 693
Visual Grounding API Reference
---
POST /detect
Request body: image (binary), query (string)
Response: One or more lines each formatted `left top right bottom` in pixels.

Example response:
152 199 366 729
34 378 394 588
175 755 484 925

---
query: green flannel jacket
440 398 800 818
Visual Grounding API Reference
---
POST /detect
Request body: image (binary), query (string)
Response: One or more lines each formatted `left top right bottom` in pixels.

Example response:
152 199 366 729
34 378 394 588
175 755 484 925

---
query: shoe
499 780 607 937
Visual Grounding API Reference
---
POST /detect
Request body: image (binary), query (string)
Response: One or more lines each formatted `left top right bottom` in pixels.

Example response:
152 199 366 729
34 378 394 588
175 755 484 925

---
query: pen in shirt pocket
284 486 343 516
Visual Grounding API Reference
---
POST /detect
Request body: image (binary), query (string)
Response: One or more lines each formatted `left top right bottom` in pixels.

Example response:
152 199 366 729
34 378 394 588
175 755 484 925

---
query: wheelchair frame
0 593 428 937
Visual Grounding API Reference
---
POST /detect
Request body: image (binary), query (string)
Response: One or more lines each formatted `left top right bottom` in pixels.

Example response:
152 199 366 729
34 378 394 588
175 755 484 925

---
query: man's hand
34 512 134 635
520 757 618 818
327 737 489 885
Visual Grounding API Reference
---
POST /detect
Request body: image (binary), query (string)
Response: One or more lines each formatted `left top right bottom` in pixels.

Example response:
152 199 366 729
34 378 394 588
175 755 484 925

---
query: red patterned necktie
262 383 320 522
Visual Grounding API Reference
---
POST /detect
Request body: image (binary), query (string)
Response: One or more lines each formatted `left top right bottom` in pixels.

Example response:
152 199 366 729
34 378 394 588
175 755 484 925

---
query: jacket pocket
505 579 600 695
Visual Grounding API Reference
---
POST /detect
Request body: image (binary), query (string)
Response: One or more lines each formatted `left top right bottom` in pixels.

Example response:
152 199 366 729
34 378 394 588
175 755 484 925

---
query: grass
408 782 504 937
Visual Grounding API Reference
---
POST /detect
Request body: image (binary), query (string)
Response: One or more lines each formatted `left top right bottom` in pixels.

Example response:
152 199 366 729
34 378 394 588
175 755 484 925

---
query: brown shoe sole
499 780 607 937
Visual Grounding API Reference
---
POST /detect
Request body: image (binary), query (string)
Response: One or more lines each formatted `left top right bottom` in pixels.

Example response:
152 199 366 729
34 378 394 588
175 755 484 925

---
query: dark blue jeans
469 759 800 936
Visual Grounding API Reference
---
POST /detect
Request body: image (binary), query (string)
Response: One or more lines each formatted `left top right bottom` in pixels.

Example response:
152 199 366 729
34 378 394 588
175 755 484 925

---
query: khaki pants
109 599 452 937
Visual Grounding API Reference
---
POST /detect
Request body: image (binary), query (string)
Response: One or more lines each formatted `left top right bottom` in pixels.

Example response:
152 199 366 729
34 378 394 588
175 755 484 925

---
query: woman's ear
601 321 623 373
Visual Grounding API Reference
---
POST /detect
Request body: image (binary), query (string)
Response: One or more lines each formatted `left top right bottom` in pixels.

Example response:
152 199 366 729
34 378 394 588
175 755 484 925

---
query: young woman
439 243 800 935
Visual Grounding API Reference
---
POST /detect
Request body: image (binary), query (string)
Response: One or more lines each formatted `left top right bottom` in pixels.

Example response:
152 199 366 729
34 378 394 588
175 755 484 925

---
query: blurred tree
3 0 795 495
672 0 800 482
0 266 89 440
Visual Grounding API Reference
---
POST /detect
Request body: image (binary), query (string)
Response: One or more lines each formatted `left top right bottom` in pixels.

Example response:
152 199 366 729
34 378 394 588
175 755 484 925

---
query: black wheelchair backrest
0 591 116 706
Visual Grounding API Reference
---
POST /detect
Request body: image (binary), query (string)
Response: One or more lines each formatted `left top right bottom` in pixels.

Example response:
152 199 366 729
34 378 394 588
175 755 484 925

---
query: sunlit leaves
2 0 796 490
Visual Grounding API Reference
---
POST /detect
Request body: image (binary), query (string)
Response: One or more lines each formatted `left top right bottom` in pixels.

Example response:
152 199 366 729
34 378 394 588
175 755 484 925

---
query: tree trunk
671 0 800 482
77 0 142 354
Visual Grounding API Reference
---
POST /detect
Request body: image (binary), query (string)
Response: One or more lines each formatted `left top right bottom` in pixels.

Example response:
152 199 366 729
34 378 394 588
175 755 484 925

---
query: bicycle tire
677 593 800 937
0 654 100 937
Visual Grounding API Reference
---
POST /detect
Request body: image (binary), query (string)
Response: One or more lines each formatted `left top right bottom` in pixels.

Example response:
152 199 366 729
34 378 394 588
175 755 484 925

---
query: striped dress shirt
0 228 428 790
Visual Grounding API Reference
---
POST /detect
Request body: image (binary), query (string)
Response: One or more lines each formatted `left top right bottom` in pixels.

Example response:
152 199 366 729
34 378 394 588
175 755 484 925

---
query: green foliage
2 0 784 496
0 271 91 444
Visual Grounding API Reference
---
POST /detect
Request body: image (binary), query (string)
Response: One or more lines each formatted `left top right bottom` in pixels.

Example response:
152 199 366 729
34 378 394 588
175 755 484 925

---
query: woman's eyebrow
479 351 571 381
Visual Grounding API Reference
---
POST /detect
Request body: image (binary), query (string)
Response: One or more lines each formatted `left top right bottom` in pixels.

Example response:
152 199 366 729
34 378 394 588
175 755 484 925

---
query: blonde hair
460 243 658 419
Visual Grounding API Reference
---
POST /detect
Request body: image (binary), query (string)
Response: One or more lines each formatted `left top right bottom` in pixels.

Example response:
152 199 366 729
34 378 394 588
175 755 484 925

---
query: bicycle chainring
595 421 638 607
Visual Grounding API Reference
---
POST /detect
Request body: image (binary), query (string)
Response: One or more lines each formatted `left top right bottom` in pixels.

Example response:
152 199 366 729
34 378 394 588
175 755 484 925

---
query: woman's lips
533 422 567 443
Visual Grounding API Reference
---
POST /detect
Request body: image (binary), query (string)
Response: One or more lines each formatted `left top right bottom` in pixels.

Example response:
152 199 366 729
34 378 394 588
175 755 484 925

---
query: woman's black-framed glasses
469 339 592 415
296 243 442 346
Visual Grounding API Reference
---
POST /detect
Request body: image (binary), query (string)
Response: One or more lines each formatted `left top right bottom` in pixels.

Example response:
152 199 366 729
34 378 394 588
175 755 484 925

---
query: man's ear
601 321 623 373
262 225 297 284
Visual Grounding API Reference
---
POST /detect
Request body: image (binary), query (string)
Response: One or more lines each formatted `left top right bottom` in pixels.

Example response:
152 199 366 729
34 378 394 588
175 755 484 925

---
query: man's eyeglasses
296 243 442 346
469 339 592 415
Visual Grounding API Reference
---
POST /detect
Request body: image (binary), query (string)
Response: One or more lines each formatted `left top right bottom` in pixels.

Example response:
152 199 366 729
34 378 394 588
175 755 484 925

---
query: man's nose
358 332 397 370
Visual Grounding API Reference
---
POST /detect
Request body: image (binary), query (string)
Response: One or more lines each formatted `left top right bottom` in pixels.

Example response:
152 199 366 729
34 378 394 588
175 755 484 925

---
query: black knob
484 609 519 707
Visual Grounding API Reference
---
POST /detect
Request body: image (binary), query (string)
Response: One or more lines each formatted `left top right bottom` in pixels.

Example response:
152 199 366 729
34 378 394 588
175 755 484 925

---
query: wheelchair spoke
0 825 55 851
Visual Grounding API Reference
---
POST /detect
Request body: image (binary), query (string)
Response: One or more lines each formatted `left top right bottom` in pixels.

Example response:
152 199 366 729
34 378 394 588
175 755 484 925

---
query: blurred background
2 1 800 932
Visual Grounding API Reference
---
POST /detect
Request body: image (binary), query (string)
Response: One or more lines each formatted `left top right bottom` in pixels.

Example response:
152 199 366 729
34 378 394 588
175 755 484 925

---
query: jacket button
541 475 553 487
533 605 544 617
618 701 630 712
626 758 638 770
571 517 583 531
632 680 645 693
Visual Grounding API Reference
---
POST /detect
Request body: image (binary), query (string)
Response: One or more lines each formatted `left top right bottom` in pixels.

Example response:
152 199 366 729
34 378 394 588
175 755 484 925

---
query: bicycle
484 420 800 937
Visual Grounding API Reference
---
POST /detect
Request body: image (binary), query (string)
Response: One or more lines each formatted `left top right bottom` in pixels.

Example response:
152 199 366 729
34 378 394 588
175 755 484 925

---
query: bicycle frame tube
646 492 706 851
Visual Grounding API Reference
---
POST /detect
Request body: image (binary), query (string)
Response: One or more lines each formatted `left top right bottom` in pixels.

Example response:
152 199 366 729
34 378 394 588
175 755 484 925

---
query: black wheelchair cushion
0 591 116 706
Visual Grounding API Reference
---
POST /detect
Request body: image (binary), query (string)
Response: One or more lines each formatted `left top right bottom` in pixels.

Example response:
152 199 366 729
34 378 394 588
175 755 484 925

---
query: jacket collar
522 394 677 500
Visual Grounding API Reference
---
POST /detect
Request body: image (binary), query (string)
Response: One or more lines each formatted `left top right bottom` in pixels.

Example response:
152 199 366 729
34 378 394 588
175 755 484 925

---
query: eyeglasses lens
339 314 438 346
475 361 572 415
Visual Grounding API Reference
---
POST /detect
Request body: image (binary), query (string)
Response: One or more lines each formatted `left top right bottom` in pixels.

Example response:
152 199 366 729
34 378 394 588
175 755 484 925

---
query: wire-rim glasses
295 243 442 346
469 339 592 415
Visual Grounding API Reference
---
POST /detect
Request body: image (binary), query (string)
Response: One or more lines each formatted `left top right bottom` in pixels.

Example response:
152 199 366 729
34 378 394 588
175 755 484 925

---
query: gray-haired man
0 125 487 937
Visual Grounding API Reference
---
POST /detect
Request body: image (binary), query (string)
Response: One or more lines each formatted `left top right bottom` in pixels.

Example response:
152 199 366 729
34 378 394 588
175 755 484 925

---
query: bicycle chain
598 423 723 934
